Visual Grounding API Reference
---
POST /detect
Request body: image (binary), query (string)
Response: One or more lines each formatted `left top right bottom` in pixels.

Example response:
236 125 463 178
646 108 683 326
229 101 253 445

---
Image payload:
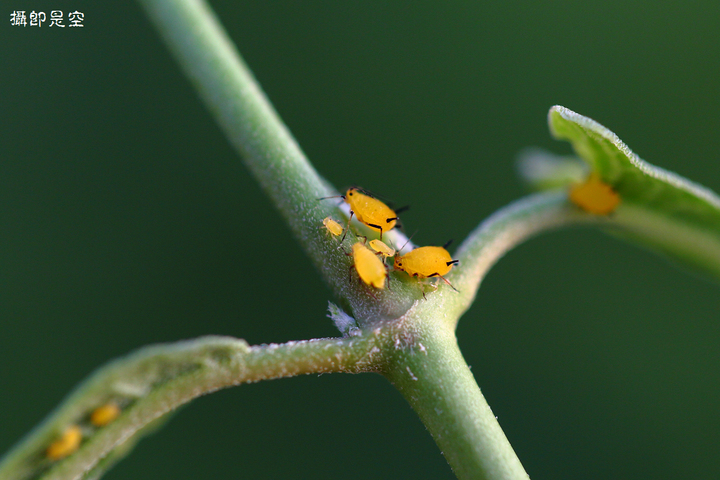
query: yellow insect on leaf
90 402 121 427
322 216 344 237
569 173 620 215
352 241 387 289
368 239 395 258
46 425 82 461
393 244 459 293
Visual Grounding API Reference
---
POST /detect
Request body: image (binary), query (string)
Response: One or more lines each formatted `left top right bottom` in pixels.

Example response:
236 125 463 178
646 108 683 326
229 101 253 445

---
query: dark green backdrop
2 1 719 478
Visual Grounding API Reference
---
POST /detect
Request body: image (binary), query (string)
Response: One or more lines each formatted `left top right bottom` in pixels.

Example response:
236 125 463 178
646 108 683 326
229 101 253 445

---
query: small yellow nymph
368 239 395 258
46 425 83 461
90 402 121 427
321 216 344 237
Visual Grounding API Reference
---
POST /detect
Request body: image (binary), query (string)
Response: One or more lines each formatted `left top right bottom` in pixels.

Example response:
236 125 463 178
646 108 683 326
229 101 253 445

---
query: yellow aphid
352 241 387 289
569 173 620 215
322 217 344 237
320 187 403 240
369 239 395 258
46 425 82 461
90 402 121 427
393 245 459 292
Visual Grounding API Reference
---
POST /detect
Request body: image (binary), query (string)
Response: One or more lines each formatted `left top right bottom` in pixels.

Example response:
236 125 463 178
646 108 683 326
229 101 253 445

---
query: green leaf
548 105 720 279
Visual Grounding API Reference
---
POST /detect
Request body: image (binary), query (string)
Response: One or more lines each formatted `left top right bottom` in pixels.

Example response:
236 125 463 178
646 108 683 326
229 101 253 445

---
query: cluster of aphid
40 179 620 464
44 401 122 462
320 187 459 298
320 174 621 298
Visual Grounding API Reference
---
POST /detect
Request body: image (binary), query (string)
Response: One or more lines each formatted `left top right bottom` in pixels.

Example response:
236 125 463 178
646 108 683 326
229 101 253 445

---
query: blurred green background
2 1 720 478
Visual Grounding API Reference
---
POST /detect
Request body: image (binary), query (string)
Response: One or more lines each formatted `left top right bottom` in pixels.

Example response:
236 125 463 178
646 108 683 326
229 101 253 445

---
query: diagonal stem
137 0 418 322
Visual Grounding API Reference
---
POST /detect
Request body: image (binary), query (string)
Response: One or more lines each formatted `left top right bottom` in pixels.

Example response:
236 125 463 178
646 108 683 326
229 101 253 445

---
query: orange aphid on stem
569 172 620 215
319 187 405 241
46 425 82 461
351 241 387 289
90 402 121 427
393 241 459 294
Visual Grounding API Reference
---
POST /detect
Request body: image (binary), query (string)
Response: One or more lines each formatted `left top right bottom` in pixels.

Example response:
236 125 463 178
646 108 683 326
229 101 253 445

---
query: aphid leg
367 223 383 240
348 264 356 284
428 273 459 293
447 259 459 267
394 205 410 215
442 239 454 249
364 283 378 300
340 210 355 243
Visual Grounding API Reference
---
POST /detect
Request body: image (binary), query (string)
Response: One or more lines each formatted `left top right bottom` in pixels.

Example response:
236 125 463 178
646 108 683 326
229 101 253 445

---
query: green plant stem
448 191 599 323
0 336 382 480
137 0 337 276
137 0 419 322
381 314 528 480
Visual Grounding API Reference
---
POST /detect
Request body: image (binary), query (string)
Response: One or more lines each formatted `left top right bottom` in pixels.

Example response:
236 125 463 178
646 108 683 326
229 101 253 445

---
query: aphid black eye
348 192 353 196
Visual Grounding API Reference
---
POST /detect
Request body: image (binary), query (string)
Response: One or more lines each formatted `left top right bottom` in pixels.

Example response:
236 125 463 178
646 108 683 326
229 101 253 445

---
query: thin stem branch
0 335 382 480
447 191 601 323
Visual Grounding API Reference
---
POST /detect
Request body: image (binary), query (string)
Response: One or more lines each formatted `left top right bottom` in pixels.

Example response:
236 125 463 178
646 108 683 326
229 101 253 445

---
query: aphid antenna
317 194 345 201
442 239 454 249
397 230 419 255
